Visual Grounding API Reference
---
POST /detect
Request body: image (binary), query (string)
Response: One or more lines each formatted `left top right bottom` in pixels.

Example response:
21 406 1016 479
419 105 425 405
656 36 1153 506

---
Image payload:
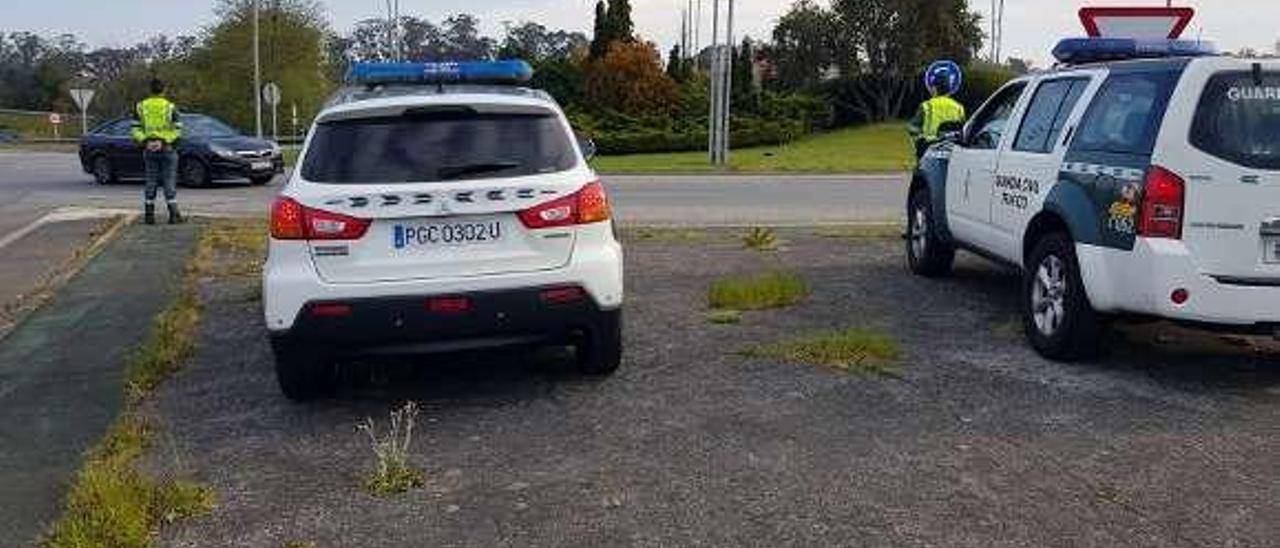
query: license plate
393 221 502 250
251 160 272 171
1266 238 1280 264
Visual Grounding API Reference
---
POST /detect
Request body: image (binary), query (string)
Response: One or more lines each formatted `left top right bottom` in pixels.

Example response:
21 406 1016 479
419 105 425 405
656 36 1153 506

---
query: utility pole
708 0 720 164
996 0 1005 65
253 0 262 138
723 0 734 165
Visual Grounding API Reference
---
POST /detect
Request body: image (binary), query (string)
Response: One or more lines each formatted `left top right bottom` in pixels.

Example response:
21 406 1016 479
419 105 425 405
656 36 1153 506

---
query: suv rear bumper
269 287 619 357
1078 240 1280 329
263 232 623 332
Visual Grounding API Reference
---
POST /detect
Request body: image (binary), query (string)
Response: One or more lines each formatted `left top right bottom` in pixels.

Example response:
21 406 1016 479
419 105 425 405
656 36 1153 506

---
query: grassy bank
592 123 913 174
39 222 269 548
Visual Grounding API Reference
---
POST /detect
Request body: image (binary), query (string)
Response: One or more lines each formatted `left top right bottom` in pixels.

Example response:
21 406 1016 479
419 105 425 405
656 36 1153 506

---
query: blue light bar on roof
1053 38 1216 64
345 60 534 86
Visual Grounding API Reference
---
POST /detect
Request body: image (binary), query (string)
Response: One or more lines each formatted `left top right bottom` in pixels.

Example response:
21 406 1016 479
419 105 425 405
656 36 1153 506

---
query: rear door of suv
1155 57 1280 283
292 99 590 284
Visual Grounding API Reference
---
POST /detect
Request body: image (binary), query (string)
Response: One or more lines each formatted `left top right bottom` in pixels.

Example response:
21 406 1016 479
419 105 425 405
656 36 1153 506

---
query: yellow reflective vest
920 95 966 142
131 96 181 144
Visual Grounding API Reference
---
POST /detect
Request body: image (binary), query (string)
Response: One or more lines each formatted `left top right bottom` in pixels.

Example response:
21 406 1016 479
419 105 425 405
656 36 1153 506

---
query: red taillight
270 197 371 241
517 181 611 229
308 303 352 317
540 286 585 304
1138 166 1185 240
427 296 471 314
270 197 307 239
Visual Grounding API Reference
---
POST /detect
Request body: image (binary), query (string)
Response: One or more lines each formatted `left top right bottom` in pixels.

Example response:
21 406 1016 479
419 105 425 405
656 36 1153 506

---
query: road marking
0 206 137 252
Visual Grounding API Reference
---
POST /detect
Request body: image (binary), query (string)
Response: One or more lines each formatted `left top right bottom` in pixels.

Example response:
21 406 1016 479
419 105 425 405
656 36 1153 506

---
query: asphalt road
0 151 908 227
148 230 1280 548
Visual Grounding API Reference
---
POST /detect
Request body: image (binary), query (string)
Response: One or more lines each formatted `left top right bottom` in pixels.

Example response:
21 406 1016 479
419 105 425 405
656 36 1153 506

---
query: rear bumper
1078 240 1280 330
270 287 619 357
263 225 624 332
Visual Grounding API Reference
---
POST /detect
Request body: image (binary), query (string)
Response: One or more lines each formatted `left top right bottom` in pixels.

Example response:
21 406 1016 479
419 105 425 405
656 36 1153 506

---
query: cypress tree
607 0 635 42
590 0 610 58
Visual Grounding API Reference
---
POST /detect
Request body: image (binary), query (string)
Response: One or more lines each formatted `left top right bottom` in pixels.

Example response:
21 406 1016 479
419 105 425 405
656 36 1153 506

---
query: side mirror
576 133 597 161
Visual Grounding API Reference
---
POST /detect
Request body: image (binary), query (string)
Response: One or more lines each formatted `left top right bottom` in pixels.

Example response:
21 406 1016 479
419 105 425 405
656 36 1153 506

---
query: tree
590 1 609 59
666 44 684 81
499 22 588 63
767 0 837 89
440 14 494 60
606 0 635 43
829 0 984 121
585 40 678 115
179 0 332 133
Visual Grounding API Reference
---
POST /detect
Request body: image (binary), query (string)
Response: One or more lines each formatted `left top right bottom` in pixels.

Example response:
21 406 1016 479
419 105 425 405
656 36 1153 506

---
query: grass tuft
741 227 780 252
709 271 809 311
707 309 743 325
618 227 708 244
812 223 903 240
744 328 901 376
359 401 425 497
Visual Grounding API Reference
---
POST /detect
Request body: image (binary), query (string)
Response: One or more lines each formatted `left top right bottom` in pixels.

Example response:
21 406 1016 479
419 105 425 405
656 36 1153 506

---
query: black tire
906 188 955 277
91 155 116 185
576 310 623 375
250 174 275 186
272 340 339 401
1022 232 1104 361
180 157 210 188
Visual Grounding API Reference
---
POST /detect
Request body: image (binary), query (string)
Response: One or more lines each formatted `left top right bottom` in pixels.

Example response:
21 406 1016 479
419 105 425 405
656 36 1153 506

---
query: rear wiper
437 161 522 180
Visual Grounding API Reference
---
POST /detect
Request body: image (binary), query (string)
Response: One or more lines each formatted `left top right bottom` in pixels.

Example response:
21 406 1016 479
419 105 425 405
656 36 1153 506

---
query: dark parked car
79 114 284 187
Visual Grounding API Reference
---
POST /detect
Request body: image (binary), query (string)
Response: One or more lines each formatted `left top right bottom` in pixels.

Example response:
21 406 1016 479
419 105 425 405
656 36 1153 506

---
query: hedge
591 118 805 155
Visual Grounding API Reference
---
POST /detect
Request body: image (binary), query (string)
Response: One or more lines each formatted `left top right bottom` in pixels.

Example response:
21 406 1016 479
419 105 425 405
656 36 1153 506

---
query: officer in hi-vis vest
131 78 184 224
909 61 966 160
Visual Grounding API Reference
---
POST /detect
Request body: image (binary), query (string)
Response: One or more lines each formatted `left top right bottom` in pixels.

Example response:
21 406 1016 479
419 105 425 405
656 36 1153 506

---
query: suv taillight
1138 166 1185 240
517 181 611 229
270 197 371 241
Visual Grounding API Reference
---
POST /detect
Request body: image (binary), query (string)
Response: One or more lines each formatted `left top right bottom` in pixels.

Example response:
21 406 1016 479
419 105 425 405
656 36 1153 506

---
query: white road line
0 206 136 251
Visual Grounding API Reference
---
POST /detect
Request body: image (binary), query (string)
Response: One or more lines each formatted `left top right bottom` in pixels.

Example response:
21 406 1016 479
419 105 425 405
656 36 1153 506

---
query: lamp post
253 0 262 138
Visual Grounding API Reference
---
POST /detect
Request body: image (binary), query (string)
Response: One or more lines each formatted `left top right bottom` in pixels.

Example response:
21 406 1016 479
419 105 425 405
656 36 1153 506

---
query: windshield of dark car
301 109 577 184
181 115 242 138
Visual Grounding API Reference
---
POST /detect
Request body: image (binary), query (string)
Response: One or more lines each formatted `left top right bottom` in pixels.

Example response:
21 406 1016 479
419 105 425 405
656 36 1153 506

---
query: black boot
144 203 156 225
167 203 185 225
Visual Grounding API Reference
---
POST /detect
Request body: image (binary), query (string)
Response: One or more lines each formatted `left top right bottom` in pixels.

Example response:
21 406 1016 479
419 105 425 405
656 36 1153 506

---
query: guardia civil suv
906 38 1280 360
263 61 623 400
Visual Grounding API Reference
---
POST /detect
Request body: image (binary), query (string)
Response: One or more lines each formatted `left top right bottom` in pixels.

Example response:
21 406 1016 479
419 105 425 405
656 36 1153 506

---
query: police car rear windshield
1191 71 1280 170
301 107 576 184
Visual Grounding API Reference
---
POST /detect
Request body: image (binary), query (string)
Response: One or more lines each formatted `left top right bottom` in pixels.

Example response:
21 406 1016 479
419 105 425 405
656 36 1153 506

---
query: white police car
263 61 623 400
907 38 1280 360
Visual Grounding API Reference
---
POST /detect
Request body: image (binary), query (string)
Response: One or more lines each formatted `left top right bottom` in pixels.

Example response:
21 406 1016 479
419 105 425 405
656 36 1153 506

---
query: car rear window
1073 72 1177 156
301 108 577 184
1191 70 1280 170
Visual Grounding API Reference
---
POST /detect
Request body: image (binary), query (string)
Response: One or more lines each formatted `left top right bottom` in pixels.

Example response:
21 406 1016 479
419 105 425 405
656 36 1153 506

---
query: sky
2 0 1278 67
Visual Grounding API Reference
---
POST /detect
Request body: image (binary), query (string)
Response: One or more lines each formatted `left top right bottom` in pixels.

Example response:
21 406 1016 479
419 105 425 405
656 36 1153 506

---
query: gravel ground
151 231 1280 548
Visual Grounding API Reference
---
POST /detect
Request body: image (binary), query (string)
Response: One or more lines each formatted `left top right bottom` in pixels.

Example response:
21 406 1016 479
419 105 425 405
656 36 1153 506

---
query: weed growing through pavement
744 328 901 376
358 401 425 496
707 309 744 325
741 226 780 252
709 271 809 311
